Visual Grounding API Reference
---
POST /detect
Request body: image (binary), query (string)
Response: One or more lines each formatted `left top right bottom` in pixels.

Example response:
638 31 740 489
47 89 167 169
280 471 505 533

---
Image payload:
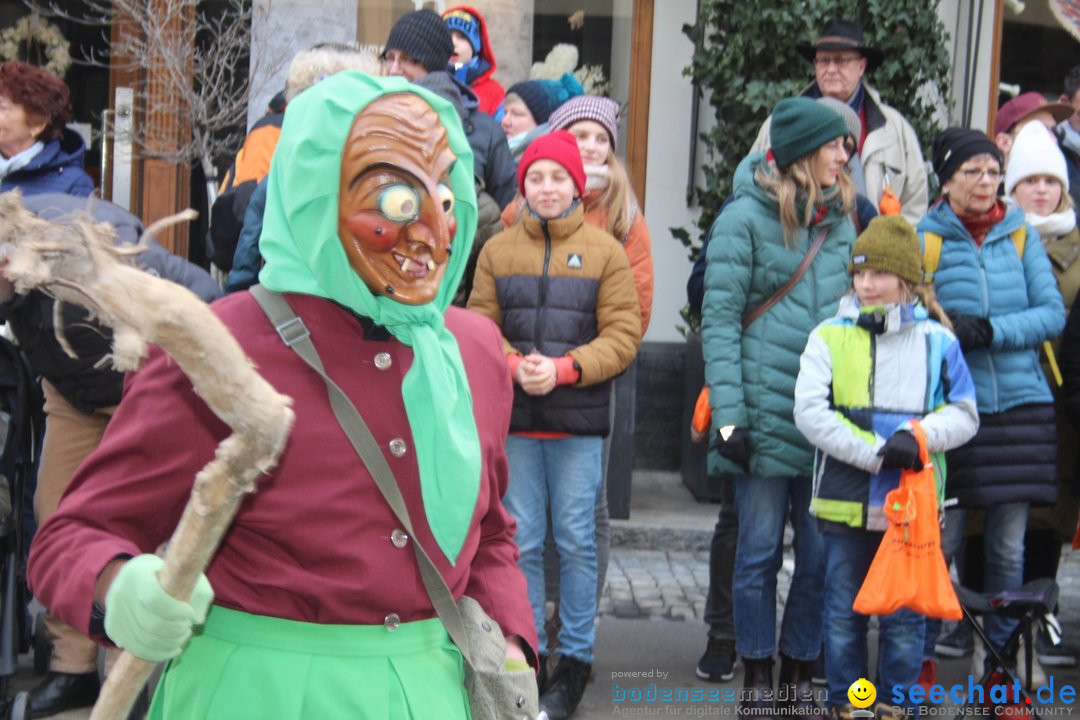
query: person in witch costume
27 71 537 718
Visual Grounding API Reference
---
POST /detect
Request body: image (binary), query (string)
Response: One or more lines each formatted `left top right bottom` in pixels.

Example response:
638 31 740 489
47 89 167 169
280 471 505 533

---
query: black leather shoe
539 655 591 720
26 671 100 718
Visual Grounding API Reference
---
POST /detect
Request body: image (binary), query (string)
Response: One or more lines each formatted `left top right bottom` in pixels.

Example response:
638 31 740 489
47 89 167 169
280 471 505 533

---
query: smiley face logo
848 678 876 708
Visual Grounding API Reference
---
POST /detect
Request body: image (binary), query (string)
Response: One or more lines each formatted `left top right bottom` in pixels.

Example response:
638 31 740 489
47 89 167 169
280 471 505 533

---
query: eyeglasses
381 51 422 73
814 54 862 69
958 167 1002 182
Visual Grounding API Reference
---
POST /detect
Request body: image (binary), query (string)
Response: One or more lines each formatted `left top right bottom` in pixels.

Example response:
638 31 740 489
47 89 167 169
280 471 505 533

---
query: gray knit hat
549 95 620 146
383 10 454 73
815 96 861 145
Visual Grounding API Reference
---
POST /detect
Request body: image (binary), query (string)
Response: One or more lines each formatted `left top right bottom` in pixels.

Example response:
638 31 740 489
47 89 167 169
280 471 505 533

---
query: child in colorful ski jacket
793 214 979 716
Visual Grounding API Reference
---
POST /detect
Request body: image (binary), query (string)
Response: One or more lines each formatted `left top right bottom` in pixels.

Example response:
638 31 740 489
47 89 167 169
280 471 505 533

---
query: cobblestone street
601 549 712 623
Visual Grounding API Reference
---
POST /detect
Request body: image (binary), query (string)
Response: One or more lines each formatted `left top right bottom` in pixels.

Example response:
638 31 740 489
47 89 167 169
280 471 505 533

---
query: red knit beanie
517 130 586 197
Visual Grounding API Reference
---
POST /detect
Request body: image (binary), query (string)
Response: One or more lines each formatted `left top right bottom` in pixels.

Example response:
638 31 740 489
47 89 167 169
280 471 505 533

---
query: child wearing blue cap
442 5 505 116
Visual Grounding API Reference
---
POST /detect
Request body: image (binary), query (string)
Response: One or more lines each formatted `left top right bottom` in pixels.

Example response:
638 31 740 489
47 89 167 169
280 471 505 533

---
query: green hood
259 71 480 564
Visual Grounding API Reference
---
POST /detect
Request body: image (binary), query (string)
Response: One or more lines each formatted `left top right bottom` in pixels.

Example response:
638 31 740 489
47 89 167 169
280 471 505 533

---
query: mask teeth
399 256 411 273
426 259 435 271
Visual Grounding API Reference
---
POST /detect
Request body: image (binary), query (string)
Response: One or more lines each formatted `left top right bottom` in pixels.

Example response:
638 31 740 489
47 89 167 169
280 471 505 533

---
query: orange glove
879 186 901 216
690 386 711 443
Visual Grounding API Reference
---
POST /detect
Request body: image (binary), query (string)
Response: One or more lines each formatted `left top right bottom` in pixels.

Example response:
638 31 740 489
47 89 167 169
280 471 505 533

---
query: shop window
355 0 635 153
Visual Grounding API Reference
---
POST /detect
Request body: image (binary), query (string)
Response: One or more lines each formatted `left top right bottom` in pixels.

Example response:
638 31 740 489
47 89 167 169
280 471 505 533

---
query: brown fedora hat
797 19 884 72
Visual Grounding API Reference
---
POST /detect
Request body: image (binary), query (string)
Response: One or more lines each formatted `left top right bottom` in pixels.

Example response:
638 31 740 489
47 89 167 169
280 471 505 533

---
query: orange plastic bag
852 420 962 620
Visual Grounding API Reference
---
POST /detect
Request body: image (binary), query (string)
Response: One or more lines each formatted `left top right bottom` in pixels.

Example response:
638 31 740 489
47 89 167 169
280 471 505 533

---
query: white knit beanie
1004 121 1070 196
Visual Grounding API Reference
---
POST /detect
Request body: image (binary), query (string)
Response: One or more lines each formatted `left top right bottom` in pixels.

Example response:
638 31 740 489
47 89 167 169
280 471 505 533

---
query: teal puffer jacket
702 152 856 478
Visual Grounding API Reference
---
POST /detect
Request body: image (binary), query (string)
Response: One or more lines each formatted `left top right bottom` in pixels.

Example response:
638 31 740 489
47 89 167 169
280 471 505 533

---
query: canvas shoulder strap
247 284 475 664
742 224 828 331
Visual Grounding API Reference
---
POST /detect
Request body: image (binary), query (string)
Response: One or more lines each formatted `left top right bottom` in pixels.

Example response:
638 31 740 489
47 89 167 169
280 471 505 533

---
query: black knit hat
383 10 454 73
848 215 923 285
769 97 848 167
931 127 1003 186
507 80 556 124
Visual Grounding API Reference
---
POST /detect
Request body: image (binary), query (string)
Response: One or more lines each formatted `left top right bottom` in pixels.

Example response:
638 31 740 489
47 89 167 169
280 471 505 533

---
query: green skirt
148 606 471 719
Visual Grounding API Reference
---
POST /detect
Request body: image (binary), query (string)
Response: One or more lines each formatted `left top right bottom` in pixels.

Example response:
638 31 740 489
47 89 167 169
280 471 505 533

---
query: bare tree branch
27 0 287 191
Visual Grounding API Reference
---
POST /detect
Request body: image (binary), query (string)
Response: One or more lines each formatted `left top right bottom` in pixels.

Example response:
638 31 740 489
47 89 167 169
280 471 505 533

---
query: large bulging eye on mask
379 184 421 222
437 183 455 214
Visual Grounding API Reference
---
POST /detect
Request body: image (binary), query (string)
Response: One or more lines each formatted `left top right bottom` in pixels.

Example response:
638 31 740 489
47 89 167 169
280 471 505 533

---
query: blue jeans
924 503 1029 660
732 475 824 661
823 530 924 711
504 434 603 663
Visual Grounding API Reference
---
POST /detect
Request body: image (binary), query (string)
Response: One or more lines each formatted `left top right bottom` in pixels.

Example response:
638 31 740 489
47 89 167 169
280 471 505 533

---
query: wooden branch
0 193 294 719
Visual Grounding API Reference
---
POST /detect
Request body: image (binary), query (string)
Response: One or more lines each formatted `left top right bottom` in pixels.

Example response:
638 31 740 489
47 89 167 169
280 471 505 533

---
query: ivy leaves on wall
675 0 952 268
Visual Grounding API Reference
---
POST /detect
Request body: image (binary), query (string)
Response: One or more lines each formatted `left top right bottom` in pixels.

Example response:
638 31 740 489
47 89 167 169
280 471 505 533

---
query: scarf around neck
257 72 481 565
0 141 43 180
1027 208 1076 238
584 163 610 192
958 199 1006 247
1061 121 1080 157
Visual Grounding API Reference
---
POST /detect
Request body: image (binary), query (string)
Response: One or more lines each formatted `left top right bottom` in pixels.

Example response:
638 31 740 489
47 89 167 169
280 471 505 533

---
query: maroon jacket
28 291 537 656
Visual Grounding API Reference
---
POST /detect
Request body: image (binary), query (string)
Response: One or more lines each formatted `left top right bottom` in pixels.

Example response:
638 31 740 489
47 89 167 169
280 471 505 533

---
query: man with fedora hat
751 18 928 226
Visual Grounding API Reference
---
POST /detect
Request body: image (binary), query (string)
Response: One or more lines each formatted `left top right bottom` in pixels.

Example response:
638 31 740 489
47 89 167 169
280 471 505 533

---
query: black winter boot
538 653 549 695
26 671 100 718
539 654 591 720
777 654 821 714
739 657 775 719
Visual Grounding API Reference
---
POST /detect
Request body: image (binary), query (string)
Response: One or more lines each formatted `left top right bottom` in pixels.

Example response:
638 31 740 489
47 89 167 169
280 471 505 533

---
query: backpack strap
922 231 942 284
922 226 1026 285
1011 225 1027 260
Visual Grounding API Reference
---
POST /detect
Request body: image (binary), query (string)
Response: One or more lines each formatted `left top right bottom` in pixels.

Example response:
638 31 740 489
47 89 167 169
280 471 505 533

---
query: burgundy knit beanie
518 130 586 197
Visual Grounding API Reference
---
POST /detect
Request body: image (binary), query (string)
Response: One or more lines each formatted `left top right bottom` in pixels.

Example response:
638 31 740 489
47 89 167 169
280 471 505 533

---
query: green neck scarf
258 72 480 565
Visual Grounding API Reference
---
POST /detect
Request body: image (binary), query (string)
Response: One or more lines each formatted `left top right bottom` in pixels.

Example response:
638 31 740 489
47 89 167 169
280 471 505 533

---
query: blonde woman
702 97 855 717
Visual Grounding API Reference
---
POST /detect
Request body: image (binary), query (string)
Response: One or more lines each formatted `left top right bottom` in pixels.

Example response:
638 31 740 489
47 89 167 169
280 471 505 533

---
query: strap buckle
274 316 310 347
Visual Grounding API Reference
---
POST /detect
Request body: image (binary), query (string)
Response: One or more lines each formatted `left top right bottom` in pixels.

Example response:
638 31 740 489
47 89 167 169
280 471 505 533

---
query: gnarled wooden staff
0 193 295 719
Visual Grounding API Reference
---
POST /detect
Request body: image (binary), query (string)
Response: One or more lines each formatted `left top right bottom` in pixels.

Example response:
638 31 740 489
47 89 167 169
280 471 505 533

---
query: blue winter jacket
916 200 1065 414
1 129 94 197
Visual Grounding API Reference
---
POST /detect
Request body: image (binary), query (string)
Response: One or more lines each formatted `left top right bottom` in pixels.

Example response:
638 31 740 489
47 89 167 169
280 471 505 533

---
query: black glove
716 427 751 472
878 431 924 471
950 315 993 352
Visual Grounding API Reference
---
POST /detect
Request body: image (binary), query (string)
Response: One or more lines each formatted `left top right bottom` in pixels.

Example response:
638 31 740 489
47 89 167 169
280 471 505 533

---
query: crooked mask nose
403 196 451 264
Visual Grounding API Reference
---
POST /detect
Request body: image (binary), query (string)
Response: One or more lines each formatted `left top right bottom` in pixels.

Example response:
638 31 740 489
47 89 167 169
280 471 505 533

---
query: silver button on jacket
374 352 392 370
384 613 401 631
388 438 407 457
391 529 409 548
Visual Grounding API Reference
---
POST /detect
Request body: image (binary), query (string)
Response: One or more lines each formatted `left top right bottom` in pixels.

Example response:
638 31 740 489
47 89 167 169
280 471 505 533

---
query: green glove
104 554 214 662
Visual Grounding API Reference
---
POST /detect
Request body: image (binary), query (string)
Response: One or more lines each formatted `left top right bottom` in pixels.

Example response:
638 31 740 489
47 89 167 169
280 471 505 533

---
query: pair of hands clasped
514 352 559 396
713 427 923 473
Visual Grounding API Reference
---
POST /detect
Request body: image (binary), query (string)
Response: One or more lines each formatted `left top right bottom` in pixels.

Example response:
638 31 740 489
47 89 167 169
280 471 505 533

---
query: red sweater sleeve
28 346 218 636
